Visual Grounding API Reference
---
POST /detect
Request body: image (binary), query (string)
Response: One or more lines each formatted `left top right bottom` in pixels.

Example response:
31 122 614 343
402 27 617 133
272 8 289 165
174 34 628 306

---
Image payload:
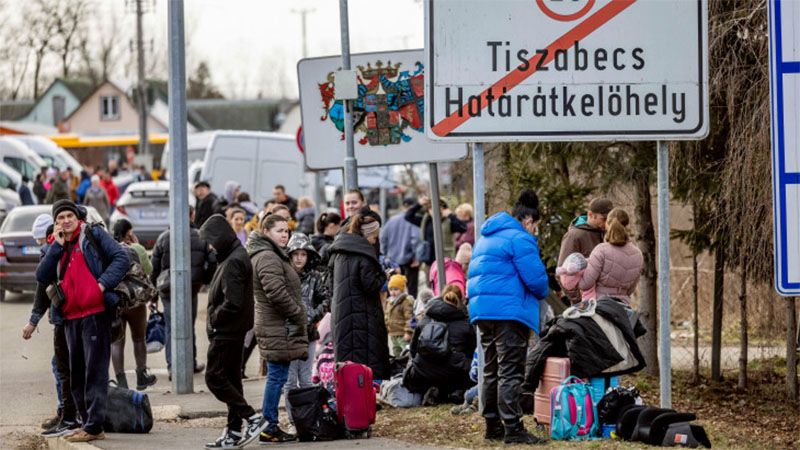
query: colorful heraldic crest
318 60 425 146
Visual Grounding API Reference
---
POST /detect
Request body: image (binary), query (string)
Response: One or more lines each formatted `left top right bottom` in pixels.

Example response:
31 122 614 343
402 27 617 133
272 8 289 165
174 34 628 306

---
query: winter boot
136 368 157 390
115 372 128 389
503 421 544 445
484 418 505 441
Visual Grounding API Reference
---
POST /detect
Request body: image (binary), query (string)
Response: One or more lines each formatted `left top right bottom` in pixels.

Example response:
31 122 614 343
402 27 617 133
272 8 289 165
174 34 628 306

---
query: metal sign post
167 0 193 394
338 0 358 192
657 140 671 408
429 163 447 292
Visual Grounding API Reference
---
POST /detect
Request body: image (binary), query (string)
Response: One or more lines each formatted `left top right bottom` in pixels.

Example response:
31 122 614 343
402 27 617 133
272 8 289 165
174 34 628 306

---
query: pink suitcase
534 357 571 426
334 362 376 437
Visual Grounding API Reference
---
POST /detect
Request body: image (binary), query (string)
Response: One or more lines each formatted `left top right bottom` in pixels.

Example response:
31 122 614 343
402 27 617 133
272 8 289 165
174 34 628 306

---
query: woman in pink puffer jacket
561 208 643 305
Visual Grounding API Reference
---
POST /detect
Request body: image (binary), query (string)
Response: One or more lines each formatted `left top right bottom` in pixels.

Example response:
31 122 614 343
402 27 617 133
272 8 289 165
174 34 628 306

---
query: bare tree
22 0 59 97
49 0 89 78
76 6 123 86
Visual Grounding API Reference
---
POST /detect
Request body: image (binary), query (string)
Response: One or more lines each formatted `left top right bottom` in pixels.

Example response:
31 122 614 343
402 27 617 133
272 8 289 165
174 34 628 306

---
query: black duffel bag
287 386 341 441
104 385 153 433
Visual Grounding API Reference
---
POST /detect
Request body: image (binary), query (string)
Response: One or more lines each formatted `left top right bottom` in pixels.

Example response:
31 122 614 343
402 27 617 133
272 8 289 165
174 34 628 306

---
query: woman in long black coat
327 211 390 380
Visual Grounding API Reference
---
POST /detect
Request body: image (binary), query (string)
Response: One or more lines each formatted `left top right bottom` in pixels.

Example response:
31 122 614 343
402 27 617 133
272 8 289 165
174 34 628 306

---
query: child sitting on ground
385 275 415 357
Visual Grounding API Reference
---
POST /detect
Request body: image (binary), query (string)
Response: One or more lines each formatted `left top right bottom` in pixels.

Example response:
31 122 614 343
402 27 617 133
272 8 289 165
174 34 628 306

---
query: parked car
108 181 169 249
7 135 83 173
0 161 23 225
0 137 48 181
0 204 104 302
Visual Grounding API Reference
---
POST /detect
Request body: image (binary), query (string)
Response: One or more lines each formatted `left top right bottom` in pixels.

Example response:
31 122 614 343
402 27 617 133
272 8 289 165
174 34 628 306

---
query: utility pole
129 0 151 169
293 7 326 212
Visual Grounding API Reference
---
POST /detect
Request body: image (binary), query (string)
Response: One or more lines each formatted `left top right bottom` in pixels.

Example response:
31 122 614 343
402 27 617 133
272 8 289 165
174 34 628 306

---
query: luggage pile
288 360 377 441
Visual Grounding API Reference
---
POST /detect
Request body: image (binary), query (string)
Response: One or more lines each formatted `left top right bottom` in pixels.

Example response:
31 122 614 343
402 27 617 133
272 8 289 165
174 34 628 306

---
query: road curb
46 436 103 450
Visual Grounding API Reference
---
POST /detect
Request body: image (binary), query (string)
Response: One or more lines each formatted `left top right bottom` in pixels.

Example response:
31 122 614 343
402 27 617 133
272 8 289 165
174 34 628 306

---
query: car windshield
0 209 47 233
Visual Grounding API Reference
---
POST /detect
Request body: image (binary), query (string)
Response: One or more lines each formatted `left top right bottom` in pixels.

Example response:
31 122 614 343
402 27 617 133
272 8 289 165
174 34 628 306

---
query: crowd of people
20 177 644 448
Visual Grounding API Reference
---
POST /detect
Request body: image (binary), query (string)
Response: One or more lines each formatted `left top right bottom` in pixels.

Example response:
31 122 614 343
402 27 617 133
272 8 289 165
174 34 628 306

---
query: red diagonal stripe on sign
431 0 637 137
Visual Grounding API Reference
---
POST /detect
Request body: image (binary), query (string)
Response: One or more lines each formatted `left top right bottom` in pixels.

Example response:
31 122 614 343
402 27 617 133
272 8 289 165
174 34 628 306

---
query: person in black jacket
193 181 219 228
312 211 341 265
150 206 216 376
404 196 467 266
199 215 267 449
402 284 476 404
327 212 390 380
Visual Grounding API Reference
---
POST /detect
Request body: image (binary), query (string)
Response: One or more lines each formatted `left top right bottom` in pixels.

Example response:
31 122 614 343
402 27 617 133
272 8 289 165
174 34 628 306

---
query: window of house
52 95 66 124
100 95 120 121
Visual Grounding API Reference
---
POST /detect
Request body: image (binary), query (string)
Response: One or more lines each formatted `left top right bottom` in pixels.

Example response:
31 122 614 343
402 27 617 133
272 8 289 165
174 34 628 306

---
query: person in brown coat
557 198 614 304
384 274 415 356
246 214 307 443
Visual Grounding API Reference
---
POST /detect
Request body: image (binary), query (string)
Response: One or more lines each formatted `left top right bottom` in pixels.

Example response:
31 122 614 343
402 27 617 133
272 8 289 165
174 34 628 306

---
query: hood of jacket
480 211 526 237
570 215 602 232
199 214 239 260
224 181 240 203
296 207 315 221
328 232 379 263
246 231 289 261
425 298 468 322
287 232 320 266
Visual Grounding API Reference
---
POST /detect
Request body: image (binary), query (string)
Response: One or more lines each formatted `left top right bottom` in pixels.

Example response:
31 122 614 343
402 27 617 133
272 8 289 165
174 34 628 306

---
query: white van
7 135 83 173
0 137 48 180
165 131 315 205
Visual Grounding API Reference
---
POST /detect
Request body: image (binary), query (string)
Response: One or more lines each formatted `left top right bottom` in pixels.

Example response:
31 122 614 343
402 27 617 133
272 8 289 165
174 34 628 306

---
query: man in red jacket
36 200 130 443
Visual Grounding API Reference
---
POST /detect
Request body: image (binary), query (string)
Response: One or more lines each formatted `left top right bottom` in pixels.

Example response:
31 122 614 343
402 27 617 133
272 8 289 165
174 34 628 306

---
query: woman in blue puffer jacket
467 189 549 445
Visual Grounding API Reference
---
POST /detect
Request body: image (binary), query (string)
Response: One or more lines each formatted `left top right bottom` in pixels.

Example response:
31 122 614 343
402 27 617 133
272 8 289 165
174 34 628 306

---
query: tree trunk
33 56 43 99
711 244 726 382
787 297 798 401
738 269 747 389
692 250 700 384
634 169 659 376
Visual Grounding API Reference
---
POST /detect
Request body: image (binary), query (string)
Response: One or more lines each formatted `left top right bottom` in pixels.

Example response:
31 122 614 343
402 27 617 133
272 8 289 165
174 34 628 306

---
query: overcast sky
118 0 426 99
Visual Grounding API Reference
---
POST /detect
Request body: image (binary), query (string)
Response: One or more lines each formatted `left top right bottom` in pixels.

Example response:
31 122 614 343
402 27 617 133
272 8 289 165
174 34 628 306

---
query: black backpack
417 319 450 358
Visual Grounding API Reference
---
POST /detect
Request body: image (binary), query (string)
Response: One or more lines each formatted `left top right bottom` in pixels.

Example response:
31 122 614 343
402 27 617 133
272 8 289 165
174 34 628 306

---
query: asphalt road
0 290 264 428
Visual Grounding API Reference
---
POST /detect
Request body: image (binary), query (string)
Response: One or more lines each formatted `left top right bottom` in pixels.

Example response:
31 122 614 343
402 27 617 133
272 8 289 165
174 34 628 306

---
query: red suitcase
334 362 376 437
534 357 571 427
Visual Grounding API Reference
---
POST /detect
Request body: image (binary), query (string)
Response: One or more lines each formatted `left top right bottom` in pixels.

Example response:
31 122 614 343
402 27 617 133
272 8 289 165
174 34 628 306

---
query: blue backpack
550 376 598 440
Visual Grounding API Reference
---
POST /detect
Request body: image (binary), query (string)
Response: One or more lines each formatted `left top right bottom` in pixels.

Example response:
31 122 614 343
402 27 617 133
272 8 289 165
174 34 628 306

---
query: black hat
112 218 133 241
52 199 80 219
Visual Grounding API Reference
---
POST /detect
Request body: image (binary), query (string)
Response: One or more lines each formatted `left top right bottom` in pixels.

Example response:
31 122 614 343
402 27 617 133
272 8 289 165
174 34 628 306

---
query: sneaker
259 426 296 444
205 428 243 450
238 414 268 447
450 403 477 416
41 419 80 437
41 412 61 430
64 430 106 443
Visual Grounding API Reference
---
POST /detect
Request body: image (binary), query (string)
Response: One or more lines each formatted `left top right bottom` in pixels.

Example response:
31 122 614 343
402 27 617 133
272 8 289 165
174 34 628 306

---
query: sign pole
429 163 447 292
167 0 193 395
472 142 486 411
657 140 672 408
338 0 358 192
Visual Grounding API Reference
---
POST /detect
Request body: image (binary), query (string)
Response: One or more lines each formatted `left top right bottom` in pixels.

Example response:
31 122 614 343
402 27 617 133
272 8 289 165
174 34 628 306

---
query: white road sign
424 0 709 141
297 50 468 170
769 0 800 296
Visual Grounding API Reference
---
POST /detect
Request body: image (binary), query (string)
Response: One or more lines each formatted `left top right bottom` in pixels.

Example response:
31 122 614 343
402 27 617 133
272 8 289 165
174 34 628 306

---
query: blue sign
769 0 800 295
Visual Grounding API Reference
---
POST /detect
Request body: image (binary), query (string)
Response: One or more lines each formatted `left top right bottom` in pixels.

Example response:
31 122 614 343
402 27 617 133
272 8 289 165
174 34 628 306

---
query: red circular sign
536 0 595 22
296 126 304 154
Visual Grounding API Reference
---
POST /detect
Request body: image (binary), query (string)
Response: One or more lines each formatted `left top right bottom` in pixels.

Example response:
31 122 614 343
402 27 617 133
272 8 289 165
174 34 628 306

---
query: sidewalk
45 373 446 450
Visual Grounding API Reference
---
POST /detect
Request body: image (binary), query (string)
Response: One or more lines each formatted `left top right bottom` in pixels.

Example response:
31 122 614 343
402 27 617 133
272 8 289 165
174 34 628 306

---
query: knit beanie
52 199 80 219
388 274 408 291
31 214 54 240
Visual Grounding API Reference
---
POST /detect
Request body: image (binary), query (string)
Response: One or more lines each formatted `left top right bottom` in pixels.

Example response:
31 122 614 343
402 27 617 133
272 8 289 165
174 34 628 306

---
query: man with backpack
36 200 131 443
